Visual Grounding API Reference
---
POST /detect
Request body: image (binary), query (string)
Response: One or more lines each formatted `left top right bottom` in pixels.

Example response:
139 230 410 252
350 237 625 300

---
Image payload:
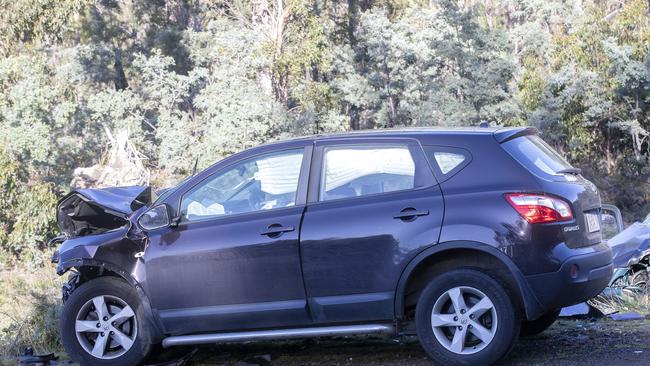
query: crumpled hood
56 186 155 238
607 222 650 268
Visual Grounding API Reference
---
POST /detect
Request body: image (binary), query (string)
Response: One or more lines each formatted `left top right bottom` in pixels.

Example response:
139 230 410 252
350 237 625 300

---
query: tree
329 3 520 129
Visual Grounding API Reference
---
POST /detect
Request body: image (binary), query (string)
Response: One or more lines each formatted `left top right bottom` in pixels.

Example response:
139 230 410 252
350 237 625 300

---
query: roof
264 126 537 146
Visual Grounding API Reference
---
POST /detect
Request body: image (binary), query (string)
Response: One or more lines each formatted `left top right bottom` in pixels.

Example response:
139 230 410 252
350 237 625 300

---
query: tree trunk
113 48 128 90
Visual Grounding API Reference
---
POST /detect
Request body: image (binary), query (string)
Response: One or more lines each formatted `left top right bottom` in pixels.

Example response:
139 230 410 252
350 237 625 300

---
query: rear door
299 137 444 323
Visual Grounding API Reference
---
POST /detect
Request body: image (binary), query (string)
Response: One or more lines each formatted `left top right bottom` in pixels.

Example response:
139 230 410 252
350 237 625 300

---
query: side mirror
138 204 173 231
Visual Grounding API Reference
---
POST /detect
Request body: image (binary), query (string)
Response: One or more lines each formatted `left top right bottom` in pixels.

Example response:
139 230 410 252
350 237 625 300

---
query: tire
520 309 560 337
60 277 153 366
415 268 520 366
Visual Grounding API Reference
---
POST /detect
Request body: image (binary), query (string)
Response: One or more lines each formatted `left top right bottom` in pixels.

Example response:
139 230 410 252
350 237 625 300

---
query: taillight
504 193 573 223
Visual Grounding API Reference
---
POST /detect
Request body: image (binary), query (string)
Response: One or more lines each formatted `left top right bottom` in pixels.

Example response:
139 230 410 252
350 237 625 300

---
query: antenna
479 121 490 128
192 156 200 176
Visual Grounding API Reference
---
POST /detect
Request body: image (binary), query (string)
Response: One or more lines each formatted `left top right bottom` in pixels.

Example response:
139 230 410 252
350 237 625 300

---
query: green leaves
0 145 58 267
330 6 519 128
0 0 648 265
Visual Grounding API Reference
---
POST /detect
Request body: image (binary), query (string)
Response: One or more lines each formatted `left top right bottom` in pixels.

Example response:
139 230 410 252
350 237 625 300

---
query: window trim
177 146 311 225
308 138 436 204
422 145 472 183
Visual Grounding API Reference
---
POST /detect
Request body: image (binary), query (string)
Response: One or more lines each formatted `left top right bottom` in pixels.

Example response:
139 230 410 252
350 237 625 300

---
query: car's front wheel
60 276 153 366
415 268 520 366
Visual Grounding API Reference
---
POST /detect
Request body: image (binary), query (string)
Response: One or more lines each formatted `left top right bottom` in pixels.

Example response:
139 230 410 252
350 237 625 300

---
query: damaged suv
51 127 613 366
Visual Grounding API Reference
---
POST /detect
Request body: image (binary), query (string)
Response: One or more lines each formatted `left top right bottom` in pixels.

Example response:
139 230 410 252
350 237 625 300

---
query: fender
394 241 546 321
58 258 165 342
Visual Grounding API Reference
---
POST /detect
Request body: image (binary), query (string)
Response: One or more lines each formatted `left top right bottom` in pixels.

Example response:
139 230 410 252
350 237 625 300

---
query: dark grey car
51 127 613 365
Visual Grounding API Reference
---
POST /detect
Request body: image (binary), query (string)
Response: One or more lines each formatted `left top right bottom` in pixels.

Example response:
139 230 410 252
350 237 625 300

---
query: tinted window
181 149 303 220
434 151 466 174
423 146 471 182
320 146 415 201
502 135 574 178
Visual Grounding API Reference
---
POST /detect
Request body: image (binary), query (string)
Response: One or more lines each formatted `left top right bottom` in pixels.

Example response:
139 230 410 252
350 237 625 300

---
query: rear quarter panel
418 133 600 276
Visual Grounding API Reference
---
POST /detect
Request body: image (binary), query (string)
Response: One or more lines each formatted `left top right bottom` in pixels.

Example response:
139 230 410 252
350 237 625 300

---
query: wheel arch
59 258 138 287
394 241 545 322
58 259 165 342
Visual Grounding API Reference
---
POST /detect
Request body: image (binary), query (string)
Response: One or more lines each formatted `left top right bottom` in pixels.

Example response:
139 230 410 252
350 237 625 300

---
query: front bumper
525 246 613 313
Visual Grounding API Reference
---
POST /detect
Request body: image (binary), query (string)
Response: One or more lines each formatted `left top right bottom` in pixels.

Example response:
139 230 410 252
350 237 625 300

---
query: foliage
329 4 519 129
523 0 650 221
0 0 89 57
0 146 58 267
0 0 649 266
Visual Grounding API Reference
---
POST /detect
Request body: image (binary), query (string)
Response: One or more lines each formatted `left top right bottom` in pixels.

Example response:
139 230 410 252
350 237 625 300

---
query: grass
0 265 64 364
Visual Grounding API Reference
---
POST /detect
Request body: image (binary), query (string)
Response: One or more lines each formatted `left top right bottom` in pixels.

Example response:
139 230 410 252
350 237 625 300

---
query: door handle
393 208 429 220
260 224 295 236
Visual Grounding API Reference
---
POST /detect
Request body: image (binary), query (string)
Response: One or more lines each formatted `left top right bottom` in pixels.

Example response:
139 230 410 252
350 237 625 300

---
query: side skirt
162 323 396 347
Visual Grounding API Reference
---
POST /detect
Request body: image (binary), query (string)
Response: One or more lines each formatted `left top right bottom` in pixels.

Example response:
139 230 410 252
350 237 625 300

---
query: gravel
180 319 650 366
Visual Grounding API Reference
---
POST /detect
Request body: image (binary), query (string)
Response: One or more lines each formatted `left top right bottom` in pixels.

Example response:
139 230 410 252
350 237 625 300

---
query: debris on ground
235 354 273 366
609 312 645 321
18 347 72 365
145 347 198 366
560 302 593 317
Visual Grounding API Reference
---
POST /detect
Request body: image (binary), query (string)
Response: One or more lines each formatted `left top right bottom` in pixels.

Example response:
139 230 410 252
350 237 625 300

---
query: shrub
0 145 58 268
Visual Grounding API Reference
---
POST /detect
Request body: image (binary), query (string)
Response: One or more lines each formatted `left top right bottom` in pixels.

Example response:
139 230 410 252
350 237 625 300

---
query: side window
320 146 416 201
181 149 304 221
423 146 471 182
434 151 466 174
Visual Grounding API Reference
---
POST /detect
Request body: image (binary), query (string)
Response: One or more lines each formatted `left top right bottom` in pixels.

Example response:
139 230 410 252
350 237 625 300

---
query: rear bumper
525 246 613 313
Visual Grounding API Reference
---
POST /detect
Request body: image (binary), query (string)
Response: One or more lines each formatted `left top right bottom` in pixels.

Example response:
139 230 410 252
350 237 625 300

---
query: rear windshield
502 135 574 179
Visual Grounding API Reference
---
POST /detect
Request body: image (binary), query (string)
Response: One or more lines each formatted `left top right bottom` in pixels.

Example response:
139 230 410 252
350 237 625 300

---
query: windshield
152 175 192 206
502 135 575 179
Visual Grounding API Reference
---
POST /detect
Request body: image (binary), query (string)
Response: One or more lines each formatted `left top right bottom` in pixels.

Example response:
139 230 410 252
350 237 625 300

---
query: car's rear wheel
60 277 152 366
520 309 560 337
415 268 520 366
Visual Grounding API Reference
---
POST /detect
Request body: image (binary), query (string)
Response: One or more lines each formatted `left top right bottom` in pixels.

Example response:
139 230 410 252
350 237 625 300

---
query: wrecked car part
607 213 650 269
56 186 155 238
601 204 624 240
18 347 59 365
608 312 645 321
61 271 80 303
559 303 592 317
145 348 198 366
564 207 650 318
584 263 650 316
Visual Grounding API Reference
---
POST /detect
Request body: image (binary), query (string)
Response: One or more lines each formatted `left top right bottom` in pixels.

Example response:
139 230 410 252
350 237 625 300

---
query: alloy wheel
74 295 137 359
430 286 498 355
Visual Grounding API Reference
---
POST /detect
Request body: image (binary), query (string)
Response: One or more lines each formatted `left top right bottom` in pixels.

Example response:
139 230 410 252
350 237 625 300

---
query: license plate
585 213 600 233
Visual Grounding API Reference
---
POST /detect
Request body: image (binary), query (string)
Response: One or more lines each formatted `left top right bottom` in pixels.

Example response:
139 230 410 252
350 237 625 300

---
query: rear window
502 135 575 180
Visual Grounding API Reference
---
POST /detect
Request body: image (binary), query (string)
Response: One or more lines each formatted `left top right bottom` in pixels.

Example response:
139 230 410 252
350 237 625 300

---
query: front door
300 138 444 323
144 146 312 334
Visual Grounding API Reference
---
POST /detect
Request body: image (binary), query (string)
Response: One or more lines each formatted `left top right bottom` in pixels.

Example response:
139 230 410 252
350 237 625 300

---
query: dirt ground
151 318 650 366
